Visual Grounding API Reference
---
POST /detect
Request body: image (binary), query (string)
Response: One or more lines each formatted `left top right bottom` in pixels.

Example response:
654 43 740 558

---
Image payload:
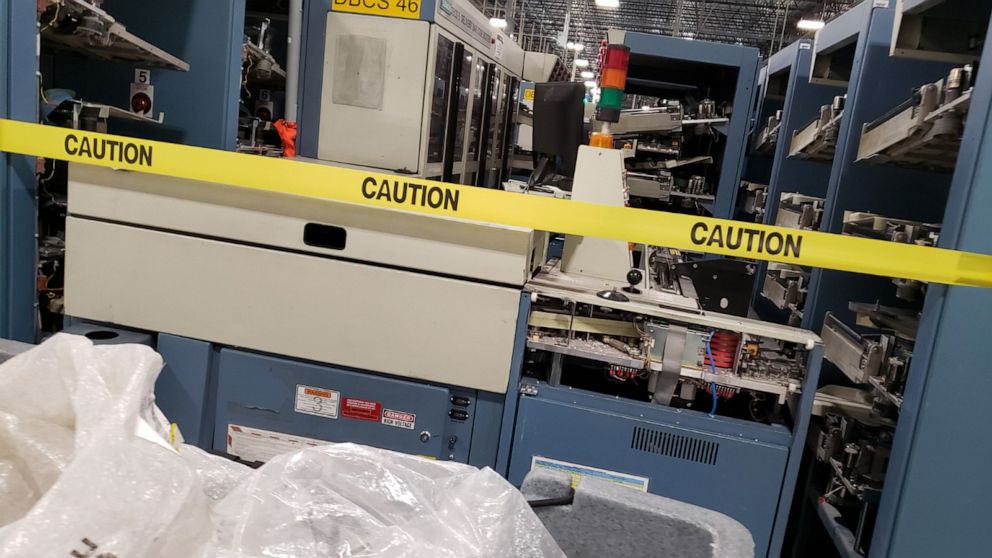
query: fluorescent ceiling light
584 81 597 88
797 19 825 31
580 70 595 79
567 42 585 51
574 59 590 68
489 17 507 29
595 0 620 8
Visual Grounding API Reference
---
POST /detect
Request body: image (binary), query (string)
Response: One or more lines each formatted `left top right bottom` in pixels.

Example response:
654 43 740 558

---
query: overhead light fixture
797 19 825 31
595 0 620 8
580 70 595 79
584 80 597 88
575 59 590 68
566 42 585 52
489 17 507 29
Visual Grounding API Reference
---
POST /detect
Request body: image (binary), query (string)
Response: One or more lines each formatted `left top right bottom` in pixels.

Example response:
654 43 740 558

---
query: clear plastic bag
0 334 563 558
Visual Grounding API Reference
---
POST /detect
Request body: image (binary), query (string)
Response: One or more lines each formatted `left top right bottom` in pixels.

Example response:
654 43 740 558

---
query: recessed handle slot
303 223 347 250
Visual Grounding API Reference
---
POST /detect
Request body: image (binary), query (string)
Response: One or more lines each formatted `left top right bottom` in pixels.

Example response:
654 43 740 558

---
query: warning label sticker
531 456 650 492
227 424 328 463
341 397 382 422
381 409 416 430
294 385 340 419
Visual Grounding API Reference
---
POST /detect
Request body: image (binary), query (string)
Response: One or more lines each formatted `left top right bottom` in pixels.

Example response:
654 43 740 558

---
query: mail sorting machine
741 39 845 327
736 59 776 223
295 0 524 188
514 264 823 558
870 3 992 557
782 1 992 556
61 141 823 557
601 29 760 219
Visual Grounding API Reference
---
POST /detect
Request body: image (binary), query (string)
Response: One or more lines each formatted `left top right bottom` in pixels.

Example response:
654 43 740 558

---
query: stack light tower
590 42 630 148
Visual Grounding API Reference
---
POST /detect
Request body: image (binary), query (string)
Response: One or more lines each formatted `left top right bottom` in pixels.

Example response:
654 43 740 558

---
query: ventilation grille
630 426 720 466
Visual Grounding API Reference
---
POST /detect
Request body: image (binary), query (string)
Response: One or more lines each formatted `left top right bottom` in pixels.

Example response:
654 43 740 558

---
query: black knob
622 269 643 295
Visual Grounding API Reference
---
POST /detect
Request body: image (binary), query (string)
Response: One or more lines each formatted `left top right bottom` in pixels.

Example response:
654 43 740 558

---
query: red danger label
341 397 382 421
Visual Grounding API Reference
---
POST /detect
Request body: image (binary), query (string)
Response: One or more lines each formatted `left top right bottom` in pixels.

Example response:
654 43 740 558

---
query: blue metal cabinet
0 0 38 342
507 384 789 556
869 5 992 556
750 40 845 322
47 0 245 150
156 334 218 448
619 32 761 219
802 2 955 334
783 3 992 557
506 337 823 558
211 348 494 464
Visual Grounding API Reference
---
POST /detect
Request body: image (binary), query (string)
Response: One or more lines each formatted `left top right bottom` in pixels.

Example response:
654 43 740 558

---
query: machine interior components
760 264 809 327
789 95 845 161
774 193 824 231
753 110 782 154
810 409 894 556
739 181 767 222
238 15 289 156
842 211 941 301
857 66 973 170
38 0 189 71
517 257 822 557
842 211 940 245
613 100 728 212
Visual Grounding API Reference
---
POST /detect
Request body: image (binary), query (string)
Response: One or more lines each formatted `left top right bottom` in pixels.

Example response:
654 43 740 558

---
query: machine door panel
65 217 522 393
507 395 788 556
499 77 520 183
317 12 429 171
214 349 457 460
425 31 456 169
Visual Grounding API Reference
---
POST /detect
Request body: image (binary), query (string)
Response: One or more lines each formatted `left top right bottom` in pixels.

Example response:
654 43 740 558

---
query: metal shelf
40 0 189 71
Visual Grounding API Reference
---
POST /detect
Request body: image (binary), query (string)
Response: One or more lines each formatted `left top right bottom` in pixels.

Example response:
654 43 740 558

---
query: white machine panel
562 146 632 282
318 12 429 172
522 52 559 82
68 166 537 286
65 217 522 393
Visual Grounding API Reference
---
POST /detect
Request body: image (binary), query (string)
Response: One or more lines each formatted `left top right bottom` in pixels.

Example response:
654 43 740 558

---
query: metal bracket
652 325 687 406
520 383 539 397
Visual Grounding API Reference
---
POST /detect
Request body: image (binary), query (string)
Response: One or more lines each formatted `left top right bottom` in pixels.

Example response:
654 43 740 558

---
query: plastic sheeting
0 334 564 557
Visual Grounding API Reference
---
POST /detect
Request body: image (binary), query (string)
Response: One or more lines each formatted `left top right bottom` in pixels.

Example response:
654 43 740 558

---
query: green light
598 87 624 110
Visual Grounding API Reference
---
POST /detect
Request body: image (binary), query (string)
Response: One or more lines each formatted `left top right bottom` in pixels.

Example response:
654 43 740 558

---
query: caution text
690 222 802 258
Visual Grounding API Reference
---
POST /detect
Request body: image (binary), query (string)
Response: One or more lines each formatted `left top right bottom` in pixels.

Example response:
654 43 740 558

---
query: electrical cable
40 1 61 33
705 331 718 417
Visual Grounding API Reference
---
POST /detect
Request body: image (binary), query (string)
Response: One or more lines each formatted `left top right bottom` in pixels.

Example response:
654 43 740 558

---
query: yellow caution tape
1 118 991 287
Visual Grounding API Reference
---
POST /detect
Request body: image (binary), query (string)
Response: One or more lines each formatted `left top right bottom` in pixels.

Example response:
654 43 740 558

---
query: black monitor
533 82 586 178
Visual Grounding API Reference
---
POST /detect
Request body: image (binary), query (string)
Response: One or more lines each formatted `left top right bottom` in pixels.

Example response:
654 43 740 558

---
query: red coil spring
609 365 641 381
704 330 741 370
705 384 739 400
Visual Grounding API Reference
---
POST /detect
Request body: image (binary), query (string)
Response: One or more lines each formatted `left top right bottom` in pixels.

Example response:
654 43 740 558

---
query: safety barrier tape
1 117 991 287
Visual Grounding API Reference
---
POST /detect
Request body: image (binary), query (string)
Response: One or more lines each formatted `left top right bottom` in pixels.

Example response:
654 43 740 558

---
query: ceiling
476 0 857 69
